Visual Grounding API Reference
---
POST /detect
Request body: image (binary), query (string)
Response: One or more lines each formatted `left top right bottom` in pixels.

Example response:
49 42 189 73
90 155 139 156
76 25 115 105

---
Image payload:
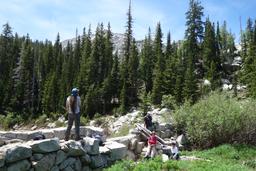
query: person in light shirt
65 88 81 141
170 140 179 160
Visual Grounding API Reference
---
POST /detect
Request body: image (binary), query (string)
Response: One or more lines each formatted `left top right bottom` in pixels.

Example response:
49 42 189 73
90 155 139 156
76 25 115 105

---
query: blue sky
0 0 256 42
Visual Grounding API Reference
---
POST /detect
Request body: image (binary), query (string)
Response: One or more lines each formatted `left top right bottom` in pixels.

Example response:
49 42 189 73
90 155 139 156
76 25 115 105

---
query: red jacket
148 134 157 145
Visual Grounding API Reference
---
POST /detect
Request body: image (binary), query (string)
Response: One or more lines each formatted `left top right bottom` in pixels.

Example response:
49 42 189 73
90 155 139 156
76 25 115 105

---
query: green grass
105 144 256 171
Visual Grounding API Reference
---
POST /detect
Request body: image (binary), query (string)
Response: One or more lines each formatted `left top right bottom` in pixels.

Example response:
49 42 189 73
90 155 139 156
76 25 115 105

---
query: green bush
35 114 48 126
80 116 89 126
161 94 177 110
0 112 23 129
173 92 256 148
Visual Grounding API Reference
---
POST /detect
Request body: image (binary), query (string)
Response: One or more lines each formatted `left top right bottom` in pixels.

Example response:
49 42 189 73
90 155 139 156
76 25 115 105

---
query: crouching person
170 140 180 160
144 131 157 159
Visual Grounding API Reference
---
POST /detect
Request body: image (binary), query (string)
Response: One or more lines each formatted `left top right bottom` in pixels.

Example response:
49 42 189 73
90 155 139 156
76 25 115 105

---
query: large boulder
135 142 145 154
53 128 67 140
56 150 67 165
104 141 127 161
81 166 91 171
15 132 29 141
176 134 187 147
30 138 60 153
73 159 82 171
3 144 32 163
64 141 86 156
63 166 74 171
129 138 138 151
99 146 110 155
89 154 107 169
80 154 91 165
50 166 59 171
106 134 137 148
2 132 16 139
82 137 99 155
31 153 44 161
32 153 56 171
7 159 31 171
0 136 7 147
59 157 76 170
126 150 136 160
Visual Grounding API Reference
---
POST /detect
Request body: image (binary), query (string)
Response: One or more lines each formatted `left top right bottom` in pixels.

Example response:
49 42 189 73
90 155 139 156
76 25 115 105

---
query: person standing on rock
65 88 81 141
144 113 153 131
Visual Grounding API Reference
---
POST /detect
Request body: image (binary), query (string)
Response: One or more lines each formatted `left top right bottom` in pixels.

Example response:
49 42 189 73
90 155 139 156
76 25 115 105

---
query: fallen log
135 124 167 145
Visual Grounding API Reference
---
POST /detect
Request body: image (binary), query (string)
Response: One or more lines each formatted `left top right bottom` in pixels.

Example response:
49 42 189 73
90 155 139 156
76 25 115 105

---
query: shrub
80 116 89 126
0 112 23 130
35 114 48 126
173 92 256 148
161 94 177 110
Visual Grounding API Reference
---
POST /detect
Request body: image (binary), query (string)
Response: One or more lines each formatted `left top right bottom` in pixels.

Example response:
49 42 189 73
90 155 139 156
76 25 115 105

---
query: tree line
0 0 255 119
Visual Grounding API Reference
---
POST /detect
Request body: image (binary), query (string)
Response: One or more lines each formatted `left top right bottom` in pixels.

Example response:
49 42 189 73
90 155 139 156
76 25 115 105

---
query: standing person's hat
71 88 79 96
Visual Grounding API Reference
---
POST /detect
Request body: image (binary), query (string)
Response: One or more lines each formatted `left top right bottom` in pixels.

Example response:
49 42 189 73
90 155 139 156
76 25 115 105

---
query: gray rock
176 134 187 147
53 128 66 140
90 154 107 169
50 166 59 171
126 150 136 161
80 154 91 165
135 142 145 154
3 133 16 139
63 166 74 171
27 131 42 140
84 126 104 137
7 159 31 171
4 139 23 145
0 152 5 167
73 159 81 171
31 153 44 161
32 153 56 171
59 157 76 170
67 141 86 156
81 166 91 171
82 137 99 155
56 150 67 165
15 132 29 141
162 154 169 162
0 136 6 147
99 146 110 155
129 138 138 151
30 138 60 153
105 141 127 161
106 134 137 148
4 144 32 163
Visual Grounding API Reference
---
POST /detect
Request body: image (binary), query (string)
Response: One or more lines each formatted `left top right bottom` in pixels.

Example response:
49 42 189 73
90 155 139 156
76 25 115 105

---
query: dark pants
171 153 180 160
65 113 80 141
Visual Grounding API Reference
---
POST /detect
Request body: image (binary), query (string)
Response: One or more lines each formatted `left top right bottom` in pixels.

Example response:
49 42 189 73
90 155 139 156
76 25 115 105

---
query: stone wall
0 136 132 171
0 128 149 171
